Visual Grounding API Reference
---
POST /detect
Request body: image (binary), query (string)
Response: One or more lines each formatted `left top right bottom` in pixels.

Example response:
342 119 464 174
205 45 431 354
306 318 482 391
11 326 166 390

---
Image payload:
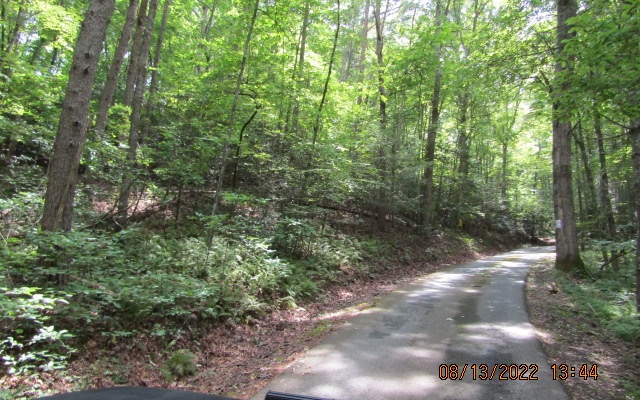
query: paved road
251 247 569 400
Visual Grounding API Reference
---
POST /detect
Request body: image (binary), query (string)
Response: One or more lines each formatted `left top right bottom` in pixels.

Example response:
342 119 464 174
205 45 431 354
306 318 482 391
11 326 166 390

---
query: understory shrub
0 211 379 375
562 248 640 341
0 287 75 375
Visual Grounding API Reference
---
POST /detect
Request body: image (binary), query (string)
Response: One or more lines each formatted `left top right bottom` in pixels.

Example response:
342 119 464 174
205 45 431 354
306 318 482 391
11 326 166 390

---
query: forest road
250 246 570 400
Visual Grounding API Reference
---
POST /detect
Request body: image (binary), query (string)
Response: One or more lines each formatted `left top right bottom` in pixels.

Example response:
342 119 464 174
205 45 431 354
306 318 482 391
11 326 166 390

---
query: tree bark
292 1 310 139
374 0 387 231
352 0 370 160
123 0 150 108
573 124 597 219
595 113 616 237
456 91 470 226
42 0 116 232
117 0 159 223
421 0 444 226
628 118 640 312
311 0 340 147
552 0 584 272
141 0 170 142
94 0 140 138
206 0 260 247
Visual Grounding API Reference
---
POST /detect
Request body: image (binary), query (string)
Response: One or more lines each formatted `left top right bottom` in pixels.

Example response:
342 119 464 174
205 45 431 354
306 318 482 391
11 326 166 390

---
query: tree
94 0 140 139
117 0 160 223
551 0 584 272
41 0 116 232
420 0 447 226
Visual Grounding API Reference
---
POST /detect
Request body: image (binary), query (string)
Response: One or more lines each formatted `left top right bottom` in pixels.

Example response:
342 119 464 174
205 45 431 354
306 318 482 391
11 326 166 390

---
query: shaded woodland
0 0 639 394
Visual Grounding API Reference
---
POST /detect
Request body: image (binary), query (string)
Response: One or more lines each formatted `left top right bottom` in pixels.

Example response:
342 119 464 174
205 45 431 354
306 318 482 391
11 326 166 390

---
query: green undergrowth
0 207 398 378
0 196 509 384
559 247 640 342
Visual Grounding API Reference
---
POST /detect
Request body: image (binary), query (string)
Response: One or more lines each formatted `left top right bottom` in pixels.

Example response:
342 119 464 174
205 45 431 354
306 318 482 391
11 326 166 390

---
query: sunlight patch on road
463 322 537 340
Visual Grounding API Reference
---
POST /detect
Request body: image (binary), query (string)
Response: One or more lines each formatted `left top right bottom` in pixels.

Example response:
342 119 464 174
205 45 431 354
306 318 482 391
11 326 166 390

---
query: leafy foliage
561 249 640 341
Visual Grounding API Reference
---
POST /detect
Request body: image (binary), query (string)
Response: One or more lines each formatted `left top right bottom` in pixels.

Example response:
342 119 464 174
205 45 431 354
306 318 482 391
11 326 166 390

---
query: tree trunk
42 0 116 232
141 0 170 142
356 0 370 106
552 0 584 272
117 0 159 223
573 124 597 219
456 91 470 226
292 1 310 139
374 0 387 231
352 0 370 160
206 0 260 247
628 118 640 312
94 0 140 138
311 0 340 147
421 0 444 226
594 109 619 268
0 0 26 81
123 0 150 108
501 141 508 201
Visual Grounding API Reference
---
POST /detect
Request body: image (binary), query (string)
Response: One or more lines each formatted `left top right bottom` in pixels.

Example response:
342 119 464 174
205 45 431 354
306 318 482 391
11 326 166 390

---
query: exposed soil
526 259 640 400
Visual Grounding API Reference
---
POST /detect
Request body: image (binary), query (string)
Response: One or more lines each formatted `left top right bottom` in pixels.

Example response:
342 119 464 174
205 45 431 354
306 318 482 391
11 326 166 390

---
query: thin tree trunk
573 124 597 218
141 0 170 142
374 0 387 231
501 141 508 201
231 107 258 191
117 0 159 223
206 0 260 247
42 0 116 232
595 109 619 268
552 0 584 272
123 0 150 108
352 0 370 161
421 0 445 226
356 0 370 107
0 0 26 81
94 0 140 138
456 91 470 226
311 0 340 147
629 118 640 311
292 1 310 138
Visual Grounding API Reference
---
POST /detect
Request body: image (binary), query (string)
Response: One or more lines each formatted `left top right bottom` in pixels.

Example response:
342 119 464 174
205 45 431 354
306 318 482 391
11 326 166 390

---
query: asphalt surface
251 246 570 400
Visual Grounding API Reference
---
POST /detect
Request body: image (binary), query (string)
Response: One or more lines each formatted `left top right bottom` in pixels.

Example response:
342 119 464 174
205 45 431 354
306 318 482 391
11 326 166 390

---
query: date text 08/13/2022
439 363 598 381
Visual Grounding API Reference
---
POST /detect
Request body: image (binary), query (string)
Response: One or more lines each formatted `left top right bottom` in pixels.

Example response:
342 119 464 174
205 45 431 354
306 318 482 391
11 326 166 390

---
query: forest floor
526 259 640 400
6 232 639 399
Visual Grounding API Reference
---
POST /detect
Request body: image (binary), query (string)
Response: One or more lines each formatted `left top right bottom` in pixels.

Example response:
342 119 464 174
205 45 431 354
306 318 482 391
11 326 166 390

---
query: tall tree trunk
501 141 508 201
594 109 619 268
141 0 170 141
94 0 140 138
573 124 597 219
356 0 370 107
42 0 116 232
629 118 640 312
117 0 159 223
206 0 260 247
421 0 444 226
123 0 150 108
0 0 26 81
352 0 370 161
552 0 584 272
456 91 470 227
311 0 340 147
374 0 387 231
292 1 310 139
